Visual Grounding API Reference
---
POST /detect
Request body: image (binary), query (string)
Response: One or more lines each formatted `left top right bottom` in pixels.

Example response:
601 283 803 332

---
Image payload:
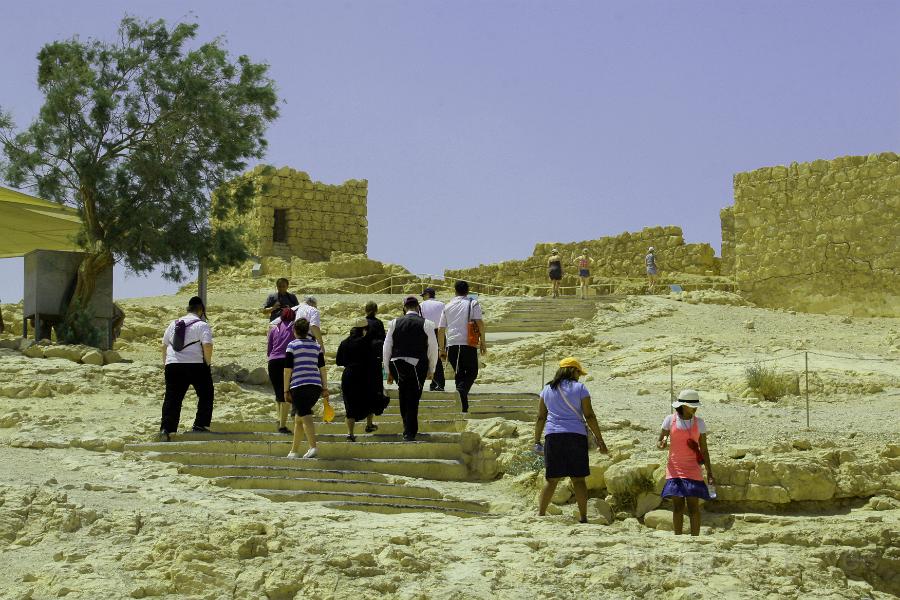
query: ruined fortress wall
720 206 735 276
732 153 900 316
216 166 367 261
445 226 720 290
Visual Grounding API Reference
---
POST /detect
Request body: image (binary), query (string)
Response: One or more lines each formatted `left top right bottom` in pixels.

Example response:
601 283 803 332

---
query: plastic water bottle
533 443 544 456
707 483 717 500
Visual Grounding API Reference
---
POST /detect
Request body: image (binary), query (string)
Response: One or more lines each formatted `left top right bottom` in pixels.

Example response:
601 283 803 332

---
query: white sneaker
287 451 299 459
302 447 318 459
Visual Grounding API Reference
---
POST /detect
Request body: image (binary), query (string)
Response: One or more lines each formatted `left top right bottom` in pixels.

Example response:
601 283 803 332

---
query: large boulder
604 459 660 495
643 509 673 531
80 350 104 366
22 345 45 359
43 345 85 362
243 367 270 386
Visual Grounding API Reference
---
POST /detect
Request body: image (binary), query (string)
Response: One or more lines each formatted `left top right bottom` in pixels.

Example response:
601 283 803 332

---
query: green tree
0 16 278 307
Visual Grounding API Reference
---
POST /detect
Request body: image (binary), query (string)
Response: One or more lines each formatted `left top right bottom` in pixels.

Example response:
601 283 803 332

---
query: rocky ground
0 282 898 599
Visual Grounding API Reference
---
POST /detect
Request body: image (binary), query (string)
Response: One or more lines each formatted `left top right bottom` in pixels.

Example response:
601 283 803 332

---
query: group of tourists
546 247 659 297
158 277 711 535
533 356 713 535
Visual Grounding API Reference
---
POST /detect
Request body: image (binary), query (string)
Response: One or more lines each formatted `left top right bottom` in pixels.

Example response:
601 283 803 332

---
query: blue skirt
661 478 711 500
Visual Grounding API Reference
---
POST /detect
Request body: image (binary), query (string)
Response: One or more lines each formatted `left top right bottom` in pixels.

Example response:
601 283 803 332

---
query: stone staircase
125 388 539 516
385 389 539 421
490 296 617 332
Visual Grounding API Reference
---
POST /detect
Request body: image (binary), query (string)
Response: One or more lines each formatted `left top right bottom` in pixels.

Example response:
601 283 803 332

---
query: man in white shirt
419 287 446 391
160 296 214 441
438 280 487 413
272 295 325 351
383 296 438 441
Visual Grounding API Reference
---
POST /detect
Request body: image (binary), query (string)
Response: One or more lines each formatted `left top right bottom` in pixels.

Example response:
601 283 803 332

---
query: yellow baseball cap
558 357 587 376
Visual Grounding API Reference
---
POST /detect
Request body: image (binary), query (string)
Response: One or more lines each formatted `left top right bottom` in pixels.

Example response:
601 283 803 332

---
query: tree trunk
71 250 114 311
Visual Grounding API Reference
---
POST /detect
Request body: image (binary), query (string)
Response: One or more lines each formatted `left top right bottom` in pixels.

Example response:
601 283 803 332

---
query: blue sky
1 1 898 300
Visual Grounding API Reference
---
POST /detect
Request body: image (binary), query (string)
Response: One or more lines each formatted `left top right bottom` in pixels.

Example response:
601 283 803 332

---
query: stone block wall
215 165 367 261
720 206 735 276
445 226 720 291
731 153 900 316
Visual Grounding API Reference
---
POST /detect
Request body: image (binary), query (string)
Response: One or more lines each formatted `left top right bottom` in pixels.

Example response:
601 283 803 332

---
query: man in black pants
159 296 215 441
438 280 487 413
383 296 438 441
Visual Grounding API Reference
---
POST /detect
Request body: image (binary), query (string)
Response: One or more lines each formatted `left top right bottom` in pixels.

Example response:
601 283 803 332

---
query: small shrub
504 450 545 476
57 300 103 348
745 363 795 401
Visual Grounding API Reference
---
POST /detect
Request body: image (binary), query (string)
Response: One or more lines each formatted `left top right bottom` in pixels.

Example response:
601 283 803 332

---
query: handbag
466 298 481 347
322 396 335 422
558 385 600 449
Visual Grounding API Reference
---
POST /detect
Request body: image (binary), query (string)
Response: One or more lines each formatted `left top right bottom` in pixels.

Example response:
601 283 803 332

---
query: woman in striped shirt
283 318 329 458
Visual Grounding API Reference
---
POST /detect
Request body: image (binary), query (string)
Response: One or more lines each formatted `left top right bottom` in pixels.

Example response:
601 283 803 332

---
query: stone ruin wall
216 165 367 262
720 206 735 276
732 152 900 317
445 226 720 293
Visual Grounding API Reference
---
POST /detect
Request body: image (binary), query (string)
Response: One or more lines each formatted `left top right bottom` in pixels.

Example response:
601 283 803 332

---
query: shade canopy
0 186 82 258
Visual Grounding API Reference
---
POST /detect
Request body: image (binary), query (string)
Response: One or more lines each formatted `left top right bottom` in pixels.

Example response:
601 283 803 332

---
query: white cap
671 389 701 408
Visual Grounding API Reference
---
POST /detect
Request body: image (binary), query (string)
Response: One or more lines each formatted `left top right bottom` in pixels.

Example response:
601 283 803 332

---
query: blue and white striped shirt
285 337 325 389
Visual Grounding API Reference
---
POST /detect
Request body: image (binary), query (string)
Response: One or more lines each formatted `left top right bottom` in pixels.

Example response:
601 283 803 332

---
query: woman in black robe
336 319 374 441
364 301 389 431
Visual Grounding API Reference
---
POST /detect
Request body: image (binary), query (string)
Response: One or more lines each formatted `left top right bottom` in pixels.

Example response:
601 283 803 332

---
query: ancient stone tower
217 165 368 261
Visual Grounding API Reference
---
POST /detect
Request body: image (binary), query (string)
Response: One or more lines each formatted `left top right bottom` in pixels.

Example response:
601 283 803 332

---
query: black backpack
172 319 201 352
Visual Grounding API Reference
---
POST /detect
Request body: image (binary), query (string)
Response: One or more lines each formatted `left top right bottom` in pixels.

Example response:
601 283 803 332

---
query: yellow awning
0 186 82 258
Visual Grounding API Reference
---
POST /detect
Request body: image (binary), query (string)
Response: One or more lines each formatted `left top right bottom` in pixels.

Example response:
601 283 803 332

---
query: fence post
669 355 674 404
805 351 810 430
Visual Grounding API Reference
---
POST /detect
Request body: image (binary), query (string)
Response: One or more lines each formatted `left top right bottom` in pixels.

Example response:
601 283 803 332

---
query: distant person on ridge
419 287 446 391
261 277 299 322
159 296 214 441
548 248 563 298
383 296 438 441
574 248 594 300
438 280 487 413
645 247 659 292
533 357 607 523
657 389 715 536
266 306 296 434
0 301 5 333
284 318 328 459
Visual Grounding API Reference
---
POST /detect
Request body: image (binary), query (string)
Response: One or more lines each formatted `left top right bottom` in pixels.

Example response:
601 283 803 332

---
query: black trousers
448 345 478 412
161 363 214 433
430 330 446 389
389 359 428 439
268 358 288 402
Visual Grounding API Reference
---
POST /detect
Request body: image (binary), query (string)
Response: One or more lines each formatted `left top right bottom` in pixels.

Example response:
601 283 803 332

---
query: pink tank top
665 415 704 481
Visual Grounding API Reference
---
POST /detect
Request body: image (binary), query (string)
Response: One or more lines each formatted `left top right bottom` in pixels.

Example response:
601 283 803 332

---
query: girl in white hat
656 389 714 535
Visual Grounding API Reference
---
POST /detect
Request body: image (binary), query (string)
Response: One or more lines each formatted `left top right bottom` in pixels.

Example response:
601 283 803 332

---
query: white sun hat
671 389 701 408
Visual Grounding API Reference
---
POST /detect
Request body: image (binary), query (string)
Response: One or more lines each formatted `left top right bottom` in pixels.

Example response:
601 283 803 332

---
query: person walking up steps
419 287 446 391
284 318 328 458
657 389 715 536
534 357 607 523
548 248 563 298
574 248 593 300
266 307 296 434
364 301 388 432
383 296 438 441
159 296 214 441
261 277 298 322
337 318 378 441
438 280 486 413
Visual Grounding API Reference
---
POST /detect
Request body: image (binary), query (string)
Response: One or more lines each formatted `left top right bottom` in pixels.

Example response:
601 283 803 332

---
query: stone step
321 500 488 518
256 489 488 513
139 451 473 480
386 390 539 402
126 439 466 461
212 475 443 499
206 419 465 434
170 431 469 445
177 464 391 483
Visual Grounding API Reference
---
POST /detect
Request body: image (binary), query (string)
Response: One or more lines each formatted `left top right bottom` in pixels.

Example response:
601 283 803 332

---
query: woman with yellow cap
534 357 608 522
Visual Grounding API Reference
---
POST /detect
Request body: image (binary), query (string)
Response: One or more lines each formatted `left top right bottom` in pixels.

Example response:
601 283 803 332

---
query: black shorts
268 358 289 402
544 433 590 479
290 385 321 417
